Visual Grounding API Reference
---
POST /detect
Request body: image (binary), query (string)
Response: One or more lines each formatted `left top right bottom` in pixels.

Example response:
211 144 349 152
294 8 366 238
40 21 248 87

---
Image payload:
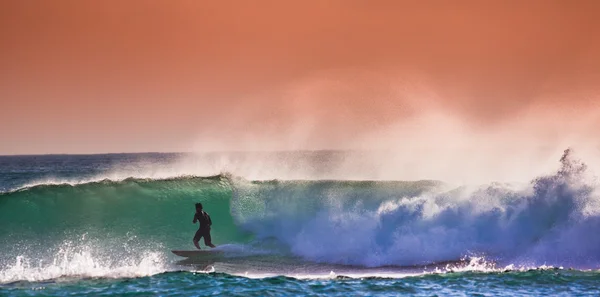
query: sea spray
0 239 166 283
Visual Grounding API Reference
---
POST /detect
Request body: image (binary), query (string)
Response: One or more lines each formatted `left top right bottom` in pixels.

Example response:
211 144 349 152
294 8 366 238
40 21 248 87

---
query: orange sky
1 0 599 155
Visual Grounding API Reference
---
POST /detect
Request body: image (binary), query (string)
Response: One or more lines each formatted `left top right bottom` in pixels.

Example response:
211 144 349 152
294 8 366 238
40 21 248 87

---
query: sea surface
1 151 600 296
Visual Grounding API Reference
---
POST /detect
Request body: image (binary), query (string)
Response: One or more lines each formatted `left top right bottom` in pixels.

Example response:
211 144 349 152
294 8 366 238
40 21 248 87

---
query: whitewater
2 149 600 296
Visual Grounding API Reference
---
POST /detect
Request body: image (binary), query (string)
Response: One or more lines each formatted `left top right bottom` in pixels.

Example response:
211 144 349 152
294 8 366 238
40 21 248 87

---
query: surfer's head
195 203 203 211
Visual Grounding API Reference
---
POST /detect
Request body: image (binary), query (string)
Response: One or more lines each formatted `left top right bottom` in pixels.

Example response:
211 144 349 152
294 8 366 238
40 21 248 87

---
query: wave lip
3 174 228 194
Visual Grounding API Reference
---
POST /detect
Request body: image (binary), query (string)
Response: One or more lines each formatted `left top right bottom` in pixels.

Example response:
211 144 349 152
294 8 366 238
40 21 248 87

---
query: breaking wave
1 148 599 283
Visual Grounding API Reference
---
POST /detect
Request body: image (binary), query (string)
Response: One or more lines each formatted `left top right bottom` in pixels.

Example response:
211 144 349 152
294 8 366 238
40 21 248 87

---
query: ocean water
1 150 600 296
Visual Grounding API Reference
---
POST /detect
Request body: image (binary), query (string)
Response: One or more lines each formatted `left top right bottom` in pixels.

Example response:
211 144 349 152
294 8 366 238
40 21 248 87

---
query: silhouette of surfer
193 203 216 249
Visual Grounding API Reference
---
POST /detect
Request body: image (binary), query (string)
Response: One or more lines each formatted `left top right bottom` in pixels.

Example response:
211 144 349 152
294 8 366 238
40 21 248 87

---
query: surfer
192 202 216 249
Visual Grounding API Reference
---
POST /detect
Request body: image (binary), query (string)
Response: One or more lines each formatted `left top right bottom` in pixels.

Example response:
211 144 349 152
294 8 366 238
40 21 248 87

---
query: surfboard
171 250 223 258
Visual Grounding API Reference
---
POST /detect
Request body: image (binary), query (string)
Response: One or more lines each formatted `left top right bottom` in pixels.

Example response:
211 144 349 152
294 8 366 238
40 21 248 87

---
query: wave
240 149 600 268
1 148 600 282
264 150 600 267
231 149 600 268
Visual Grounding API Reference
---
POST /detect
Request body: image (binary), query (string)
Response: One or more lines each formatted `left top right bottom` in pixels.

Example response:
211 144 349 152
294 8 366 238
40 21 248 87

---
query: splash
0 241 166 284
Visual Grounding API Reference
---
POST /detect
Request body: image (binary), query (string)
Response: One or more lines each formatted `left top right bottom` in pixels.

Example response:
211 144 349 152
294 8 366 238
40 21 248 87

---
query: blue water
3 270 600 297
2 151 600 296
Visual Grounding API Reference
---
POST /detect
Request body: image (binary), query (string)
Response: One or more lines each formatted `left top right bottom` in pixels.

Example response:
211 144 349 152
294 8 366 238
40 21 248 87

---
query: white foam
0 244 167 284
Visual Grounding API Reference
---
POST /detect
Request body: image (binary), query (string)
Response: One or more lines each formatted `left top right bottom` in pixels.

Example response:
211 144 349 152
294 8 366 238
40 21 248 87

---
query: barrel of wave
0 175 252 259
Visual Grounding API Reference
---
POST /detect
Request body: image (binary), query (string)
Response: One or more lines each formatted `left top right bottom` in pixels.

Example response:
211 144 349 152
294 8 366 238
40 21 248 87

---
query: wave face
0 175 248 253
1 149 600 281
0 175 250 282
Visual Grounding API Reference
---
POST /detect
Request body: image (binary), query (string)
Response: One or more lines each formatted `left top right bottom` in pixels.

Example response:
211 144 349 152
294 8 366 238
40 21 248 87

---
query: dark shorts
193 227 212 245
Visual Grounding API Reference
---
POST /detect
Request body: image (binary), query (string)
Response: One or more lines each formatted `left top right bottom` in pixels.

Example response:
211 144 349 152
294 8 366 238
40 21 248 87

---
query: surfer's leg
204 230 216 248
193 229 202 249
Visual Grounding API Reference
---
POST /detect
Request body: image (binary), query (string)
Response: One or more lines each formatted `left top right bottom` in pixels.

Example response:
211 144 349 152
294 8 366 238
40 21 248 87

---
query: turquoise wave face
0 176 251 259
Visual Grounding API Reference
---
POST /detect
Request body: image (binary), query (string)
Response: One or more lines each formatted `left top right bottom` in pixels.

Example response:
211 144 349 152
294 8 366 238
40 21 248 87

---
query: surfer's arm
192 213 197 223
